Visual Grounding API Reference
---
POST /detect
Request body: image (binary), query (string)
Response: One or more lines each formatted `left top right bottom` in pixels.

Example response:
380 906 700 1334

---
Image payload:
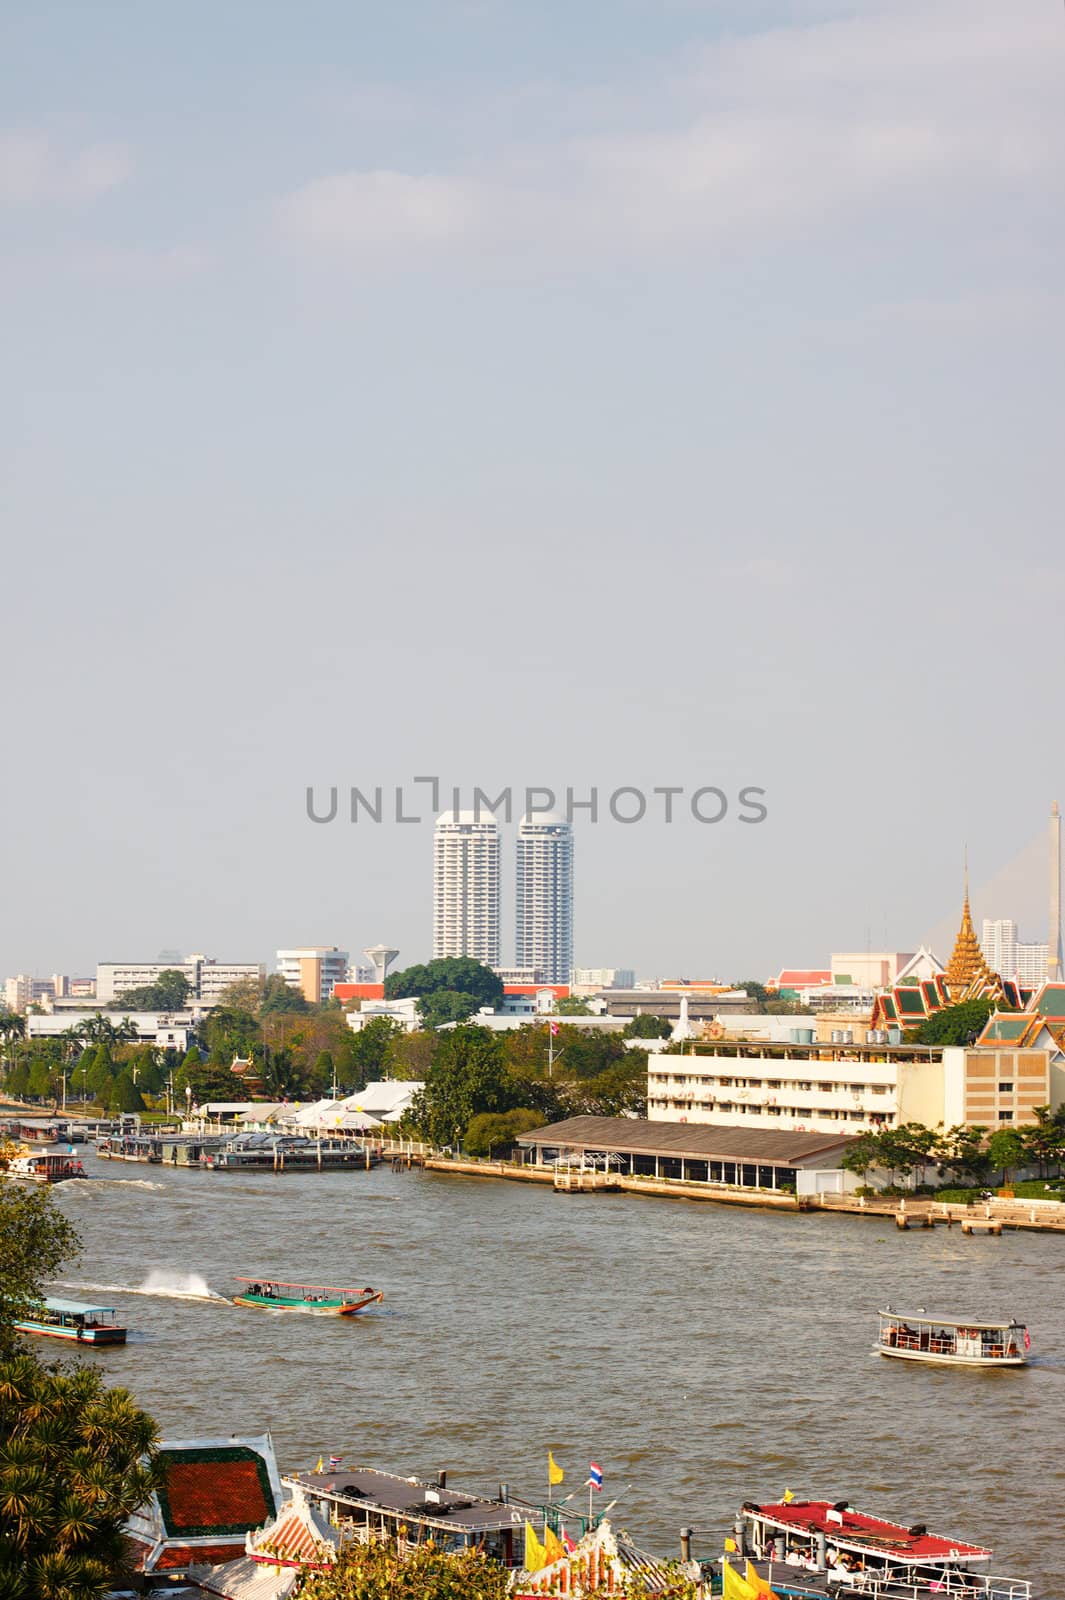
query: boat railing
831 1569 1030 1600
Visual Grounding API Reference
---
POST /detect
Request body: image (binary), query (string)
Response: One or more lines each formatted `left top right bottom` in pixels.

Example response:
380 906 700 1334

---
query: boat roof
235 1279 370 1292
41 1296 118 1316
750 1501 991 1563
285 1466 524 1535
879 1309 1024 1329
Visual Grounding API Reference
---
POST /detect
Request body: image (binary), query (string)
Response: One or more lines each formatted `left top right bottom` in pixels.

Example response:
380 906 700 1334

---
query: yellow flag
548 1450 564 1487
782 1487 795 1504
524 1521 546 1573
747 1559 779 1598
724 1537 738 1552
544 1527 565 1565
722 1558 759 1600
314 1456 324 1472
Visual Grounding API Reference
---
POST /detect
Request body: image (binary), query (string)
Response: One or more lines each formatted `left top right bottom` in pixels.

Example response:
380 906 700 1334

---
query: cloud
276 0 1064 263
0 131 133 205
277 169 479 251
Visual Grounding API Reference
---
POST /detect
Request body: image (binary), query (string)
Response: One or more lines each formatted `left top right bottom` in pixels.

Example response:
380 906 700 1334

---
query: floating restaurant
516 1116 855 1193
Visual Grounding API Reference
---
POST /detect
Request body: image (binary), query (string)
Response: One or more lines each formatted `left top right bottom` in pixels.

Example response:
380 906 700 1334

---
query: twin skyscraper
432 810 574 984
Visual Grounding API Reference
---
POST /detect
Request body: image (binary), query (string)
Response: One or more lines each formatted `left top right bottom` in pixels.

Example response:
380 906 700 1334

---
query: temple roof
943 884 996 997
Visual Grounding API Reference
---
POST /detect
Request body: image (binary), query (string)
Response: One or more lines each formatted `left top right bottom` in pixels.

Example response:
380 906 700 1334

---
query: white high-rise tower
433 811 501 967
515 813 574 985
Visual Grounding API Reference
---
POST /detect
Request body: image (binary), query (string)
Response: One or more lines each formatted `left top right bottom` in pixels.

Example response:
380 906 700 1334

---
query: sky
2 0 1064 983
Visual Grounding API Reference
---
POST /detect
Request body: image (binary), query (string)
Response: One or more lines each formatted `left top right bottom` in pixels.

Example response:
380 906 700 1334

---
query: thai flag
549 1021 560 1036
589 1462 603 1491
328 1456 341 1470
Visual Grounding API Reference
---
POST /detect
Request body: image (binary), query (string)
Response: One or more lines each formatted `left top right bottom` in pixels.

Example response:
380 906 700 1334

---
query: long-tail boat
231 1279 383 1315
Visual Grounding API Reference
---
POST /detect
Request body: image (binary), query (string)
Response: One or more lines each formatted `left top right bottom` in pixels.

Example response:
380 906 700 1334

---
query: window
998 1083 1013 1093
998 1110 1013 1122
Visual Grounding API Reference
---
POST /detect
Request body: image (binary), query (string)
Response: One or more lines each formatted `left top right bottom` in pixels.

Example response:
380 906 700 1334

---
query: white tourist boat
878 1308 1029 1367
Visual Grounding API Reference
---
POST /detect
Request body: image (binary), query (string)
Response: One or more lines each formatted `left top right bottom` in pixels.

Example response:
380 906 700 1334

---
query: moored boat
6 1145 88 1183
96 1135 163 1163
735 1497 1030 1597
14 1296 128 1345
878 1307 1029 1367
232 1279 384 1315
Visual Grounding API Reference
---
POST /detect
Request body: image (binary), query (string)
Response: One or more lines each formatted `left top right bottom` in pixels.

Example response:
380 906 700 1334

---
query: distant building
515 812 573 985
570 967 635 991
830 952 915 988
433 810 501 967
346 997 420 1033
275 947 349 1005
3 975 63 1011
96 957 263 1006
980 919 1048 987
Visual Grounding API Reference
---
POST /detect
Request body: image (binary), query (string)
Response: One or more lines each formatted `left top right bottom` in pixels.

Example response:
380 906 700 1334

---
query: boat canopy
40 1297 118 1316
235 1279 369 1293
879 1308 1024 1331
749 1501 991 1564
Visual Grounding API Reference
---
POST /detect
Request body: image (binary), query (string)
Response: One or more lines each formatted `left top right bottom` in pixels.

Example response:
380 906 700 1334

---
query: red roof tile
757 1502 989 1562
166 1459 271 1531
155 1541 249 1570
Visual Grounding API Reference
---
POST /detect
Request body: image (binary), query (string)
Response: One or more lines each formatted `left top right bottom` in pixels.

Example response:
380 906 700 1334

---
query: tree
312 1051 336 1094
408 1025 518 1146
0 1355 160 1597
382 1030 437 1082
555 996 593 1016
463 1108 543 1156
909 998 1000 1046
841 1132 882 1186
205 1007 260 1065
937 1124 992 1187
418 989 484 1029
386 959 503 1010
87 1045 117 1102
568 1057 648 1118
1022 1106 1065 1178
735 979 769 1006
0 1185 81 1356
109 1070 146 1115
299 1538 511 1600
259 974 310 1015
348 1017 403 1086
27 1059 55 1102
987 1127 1027 1185
873 1122 940 1187
622 1014 672 1040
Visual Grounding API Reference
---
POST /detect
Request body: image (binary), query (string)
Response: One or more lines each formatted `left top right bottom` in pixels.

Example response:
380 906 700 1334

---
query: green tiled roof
897 987 927 1015
1035 985 1065 1019
981 1015 1028 1041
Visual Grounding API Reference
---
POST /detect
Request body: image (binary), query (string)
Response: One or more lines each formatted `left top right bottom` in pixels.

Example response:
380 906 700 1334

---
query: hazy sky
3 0 1063 983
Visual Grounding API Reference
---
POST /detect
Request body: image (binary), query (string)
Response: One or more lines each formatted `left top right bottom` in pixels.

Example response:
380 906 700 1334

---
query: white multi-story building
515 813 573 985
433 811 501 967
980 920 1048 987
96 957 263 1005
275 948 349 1005
647 1042 947 1136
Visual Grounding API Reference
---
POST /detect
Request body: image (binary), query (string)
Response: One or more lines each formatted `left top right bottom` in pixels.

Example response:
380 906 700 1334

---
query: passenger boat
96 1135 163 1163
232 1279 384 1314
203 1134 379 1171
878 1307 1029 1367
6 1146 88 1183
14 1296 128 1345
735 1497 1030 1597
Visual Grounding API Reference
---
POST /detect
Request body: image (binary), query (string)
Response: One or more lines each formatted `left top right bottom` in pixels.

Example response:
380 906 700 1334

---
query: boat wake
68 1178 167 1191
57 1270 228 1304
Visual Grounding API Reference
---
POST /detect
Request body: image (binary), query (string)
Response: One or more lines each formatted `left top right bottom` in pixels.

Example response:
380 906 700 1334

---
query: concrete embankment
412 1155 1065 1231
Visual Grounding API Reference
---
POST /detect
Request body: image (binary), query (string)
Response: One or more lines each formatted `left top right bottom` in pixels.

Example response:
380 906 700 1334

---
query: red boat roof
753 1502 991 1563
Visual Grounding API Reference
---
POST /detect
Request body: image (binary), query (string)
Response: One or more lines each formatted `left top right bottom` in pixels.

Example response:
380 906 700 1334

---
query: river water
51 1153 1065 1592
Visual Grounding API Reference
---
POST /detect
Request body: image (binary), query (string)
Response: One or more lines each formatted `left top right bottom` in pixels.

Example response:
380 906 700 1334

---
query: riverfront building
648 1040 1062 1134
517 1115 854 1193
432 810 501 967
515 812 573 985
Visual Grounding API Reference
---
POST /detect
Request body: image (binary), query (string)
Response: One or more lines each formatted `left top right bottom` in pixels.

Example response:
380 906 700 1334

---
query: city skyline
2 1 1063 980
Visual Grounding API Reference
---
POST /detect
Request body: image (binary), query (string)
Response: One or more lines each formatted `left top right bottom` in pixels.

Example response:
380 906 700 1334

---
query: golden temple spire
944 854 995 998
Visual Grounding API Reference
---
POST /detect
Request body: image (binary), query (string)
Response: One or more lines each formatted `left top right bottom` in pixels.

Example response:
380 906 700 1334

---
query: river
52 1152 1065 1592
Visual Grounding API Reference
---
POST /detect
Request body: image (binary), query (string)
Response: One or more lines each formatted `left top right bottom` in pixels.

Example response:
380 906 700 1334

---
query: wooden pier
552 1168 621 1194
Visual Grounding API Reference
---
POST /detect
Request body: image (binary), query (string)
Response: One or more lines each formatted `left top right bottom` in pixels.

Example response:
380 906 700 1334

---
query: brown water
53 1154 1065 1593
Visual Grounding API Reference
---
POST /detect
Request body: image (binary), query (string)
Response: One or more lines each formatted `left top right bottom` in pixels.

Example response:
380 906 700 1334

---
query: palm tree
0 1354 160 1597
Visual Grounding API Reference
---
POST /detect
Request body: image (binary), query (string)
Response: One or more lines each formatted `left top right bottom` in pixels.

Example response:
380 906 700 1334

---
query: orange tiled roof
157 1447 276 1537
